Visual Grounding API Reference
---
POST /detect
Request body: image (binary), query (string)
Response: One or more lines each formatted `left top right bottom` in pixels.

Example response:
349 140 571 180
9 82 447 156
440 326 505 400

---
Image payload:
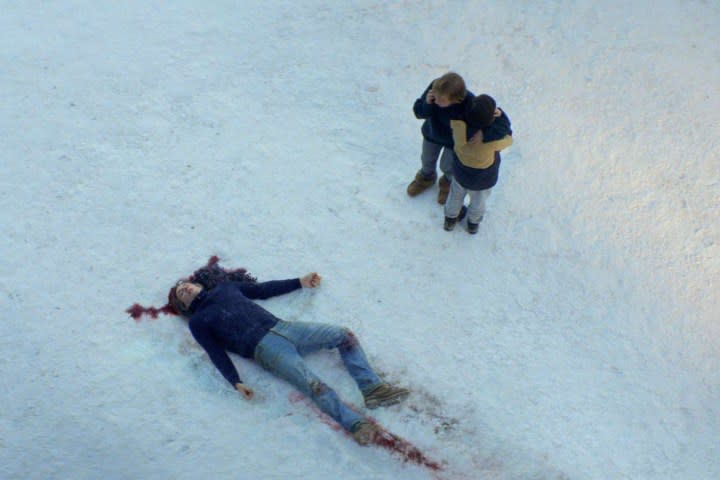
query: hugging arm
482 110 512 142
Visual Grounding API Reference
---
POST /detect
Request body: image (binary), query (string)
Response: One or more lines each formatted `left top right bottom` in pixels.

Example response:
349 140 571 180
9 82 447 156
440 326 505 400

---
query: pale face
176 282 203 309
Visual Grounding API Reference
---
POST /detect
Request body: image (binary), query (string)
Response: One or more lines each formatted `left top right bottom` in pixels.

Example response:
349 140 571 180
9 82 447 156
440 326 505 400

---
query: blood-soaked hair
126 256 256 321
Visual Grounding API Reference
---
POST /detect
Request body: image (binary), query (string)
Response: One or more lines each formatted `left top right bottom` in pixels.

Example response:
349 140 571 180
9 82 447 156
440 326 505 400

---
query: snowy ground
1 1 719 479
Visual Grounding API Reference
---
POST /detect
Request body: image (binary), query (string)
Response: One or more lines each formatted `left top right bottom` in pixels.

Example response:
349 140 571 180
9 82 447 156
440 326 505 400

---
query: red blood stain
371 428 442 472
126 303 176 321
340 331 359 350
288 392 443 472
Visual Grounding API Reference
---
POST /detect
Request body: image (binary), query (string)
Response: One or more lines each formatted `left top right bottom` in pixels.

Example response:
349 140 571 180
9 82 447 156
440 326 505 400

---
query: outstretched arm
238 278 302 299
238 273 321 299
189 318 242 387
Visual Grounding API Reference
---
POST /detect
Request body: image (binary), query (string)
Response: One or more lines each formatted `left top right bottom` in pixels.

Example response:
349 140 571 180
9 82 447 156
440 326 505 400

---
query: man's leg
271 321 381 394
420 139 444 177
254 331 366 432
443 179 468 231
438 147 455 181
444 178 467 217
435 148 456 204
467 188 492 223
407 140 442 196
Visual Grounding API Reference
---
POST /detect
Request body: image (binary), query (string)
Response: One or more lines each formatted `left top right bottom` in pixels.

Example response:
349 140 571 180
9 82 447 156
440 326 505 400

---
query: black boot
467 214 482 234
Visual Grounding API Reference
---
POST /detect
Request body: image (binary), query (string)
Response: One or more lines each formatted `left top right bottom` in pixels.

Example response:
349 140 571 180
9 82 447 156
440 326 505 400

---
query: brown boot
406 171 437 197
351 421 380 446
437 175 451 205
363 383 410 409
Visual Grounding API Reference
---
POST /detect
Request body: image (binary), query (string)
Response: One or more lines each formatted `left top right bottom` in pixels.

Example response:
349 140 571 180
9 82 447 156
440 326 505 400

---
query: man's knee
309 380 329 397
339 328 358 349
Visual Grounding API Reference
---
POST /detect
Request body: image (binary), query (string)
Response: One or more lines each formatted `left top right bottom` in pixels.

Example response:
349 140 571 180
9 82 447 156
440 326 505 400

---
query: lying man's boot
363 383 410 409
351 421 380 446
406 171 437 197
437 175 451 205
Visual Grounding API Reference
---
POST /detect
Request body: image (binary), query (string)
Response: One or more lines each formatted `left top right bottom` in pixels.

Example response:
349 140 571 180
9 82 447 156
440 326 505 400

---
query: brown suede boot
363 383 410 409
406 171 437 197
351 421 381 446
437 175 451 205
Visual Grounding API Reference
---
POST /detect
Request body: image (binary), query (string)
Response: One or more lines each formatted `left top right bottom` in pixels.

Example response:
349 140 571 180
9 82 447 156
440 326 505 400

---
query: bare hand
426 89 436 104
235 383 254 400
300 272 322 288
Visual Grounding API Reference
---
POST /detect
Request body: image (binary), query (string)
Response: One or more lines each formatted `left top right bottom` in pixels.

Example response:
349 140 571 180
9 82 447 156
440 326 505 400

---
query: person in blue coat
408 72 474 204
168 270 409 445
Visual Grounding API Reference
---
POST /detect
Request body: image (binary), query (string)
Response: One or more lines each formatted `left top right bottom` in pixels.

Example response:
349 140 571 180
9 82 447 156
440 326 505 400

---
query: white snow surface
2 1 719 479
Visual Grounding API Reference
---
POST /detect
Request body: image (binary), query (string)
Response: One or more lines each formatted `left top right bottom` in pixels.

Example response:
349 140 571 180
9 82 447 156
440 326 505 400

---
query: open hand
235 383 254 400
300 272 322 288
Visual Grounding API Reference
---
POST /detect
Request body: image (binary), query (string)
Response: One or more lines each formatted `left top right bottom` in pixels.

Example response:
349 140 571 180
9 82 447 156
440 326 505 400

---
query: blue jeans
420 139 455 179
254 320 381 431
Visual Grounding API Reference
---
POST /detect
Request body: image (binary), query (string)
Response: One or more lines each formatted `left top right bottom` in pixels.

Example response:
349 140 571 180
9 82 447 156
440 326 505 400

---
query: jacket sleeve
482 110 512 142
450 120 469 149
413 83 435 119
189 317 241 386
238 279 302 300
486 134 513 151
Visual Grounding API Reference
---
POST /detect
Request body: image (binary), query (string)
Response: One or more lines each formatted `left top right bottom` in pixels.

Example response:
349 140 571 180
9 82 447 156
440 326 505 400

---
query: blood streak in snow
288 392 443 473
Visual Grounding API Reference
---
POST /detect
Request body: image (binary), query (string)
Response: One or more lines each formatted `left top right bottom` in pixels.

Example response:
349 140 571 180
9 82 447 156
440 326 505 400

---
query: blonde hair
432 72 467 103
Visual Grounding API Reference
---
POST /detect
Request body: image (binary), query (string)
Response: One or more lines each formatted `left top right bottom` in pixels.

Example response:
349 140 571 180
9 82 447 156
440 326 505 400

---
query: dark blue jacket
187 279 302 385
452 152 502 191
413 83 474 148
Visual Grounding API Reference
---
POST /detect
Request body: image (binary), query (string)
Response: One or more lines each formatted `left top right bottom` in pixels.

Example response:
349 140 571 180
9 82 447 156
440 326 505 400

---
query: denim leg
271 321 381 393
254 331 365 432
467 188 492 223
444 178 467 218
420 139 443 177
438 148 455 180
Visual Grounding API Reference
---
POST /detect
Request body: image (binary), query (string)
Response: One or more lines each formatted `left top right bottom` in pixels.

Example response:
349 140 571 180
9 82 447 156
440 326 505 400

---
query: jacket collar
188 289 209 314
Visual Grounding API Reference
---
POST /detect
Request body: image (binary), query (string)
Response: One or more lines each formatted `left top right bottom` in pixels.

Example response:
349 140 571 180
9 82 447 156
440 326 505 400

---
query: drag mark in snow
288 392 444 474
370 426 443 473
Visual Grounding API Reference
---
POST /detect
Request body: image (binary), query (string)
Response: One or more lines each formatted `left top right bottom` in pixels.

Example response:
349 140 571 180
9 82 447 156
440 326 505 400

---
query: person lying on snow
128 258 409 445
